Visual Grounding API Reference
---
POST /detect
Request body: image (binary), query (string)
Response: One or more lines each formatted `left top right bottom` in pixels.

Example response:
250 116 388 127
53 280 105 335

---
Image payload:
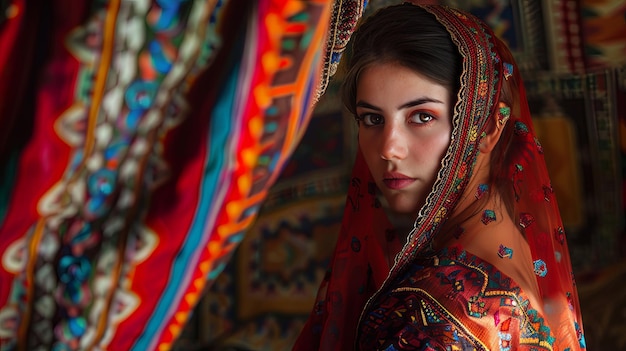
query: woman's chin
377 191 424 219
383 196 422 215
383 202 420 220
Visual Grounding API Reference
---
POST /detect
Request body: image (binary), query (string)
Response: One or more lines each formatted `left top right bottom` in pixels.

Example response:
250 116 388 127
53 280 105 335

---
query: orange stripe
270 0 332 185
84 0 121 347
17 220 47 350
79 0 121 179
269 83 295 97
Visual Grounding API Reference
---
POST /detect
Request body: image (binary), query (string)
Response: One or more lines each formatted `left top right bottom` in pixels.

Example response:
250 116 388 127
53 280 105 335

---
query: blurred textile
175 88 354 351
581 0 626 70
0 0 335 349
525 67 625 272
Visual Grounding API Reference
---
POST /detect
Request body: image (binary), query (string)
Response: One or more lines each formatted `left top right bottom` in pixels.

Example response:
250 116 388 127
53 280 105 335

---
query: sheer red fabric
295 4 585 351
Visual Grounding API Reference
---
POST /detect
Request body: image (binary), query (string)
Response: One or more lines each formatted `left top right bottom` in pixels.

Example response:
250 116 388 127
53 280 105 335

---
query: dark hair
341 3 462 116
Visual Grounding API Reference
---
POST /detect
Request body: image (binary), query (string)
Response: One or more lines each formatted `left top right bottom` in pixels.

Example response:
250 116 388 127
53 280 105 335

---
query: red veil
295 3 585 350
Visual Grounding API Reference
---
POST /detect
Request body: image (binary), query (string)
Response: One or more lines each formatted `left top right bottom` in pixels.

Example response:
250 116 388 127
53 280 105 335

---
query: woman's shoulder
358 246 555 351
386 246 525 303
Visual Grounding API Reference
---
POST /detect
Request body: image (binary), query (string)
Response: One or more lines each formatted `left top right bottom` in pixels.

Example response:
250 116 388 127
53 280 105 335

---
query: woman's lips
382 172 416 190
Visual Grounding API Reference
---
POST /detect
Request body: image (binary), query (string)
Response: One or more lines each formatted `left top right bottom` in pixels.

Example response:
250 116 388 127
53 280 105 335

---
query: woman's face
356 63 453 216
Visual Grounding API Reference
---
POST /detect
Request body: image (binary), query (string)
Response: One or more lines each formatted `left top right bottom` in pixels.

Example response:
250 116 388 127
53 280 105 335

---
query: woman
295 3 586 350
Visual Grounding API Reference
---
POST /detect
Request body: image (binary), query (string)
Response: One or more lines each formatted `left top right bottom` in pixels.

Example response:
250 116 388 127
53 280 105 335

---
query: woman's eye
359 114 384 126
411 112 434 124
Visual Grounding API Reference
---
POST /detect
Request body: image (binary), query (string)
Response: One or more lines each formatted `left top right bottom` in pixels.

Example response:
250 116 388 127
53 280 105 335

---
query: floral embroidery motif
535 137 544 154
514 121 529 136
503 62 514 80
497 104 511 126
468 295 487 318
359 248 555 350
555 226 565 245
498 244 513 259
533 259 548 277
499 330 513 351
542 184 554 201
575 322 587 348
475 183 489 199
481 210 496 224
519 213 535 228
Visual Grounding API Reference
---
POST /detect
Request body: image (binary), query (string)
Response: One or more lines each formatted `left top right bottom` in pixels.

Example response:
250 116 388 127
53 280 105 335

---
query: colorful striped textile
0 0 333 349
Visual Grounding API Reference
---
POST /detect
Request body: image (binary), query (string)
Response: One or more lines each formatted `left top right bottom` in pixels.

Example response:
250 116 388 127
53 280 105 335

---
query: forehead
356 63 451 101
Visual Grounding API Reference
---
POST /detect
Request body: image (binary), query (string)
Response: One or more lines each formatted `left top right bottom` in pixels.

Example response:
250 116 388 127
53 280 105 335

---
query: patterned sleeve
358 288 554 351
359 291 457 351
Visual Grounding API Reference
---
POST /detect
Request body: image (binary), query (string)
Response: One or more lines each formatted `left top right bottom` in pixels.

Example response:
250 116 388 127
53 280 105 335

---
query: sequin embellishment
475 184 488 199
533 259 548 277
481 210 496 225
555 227 565 245
503 62 514 80
514 121 529 136
519 213 534 228
498 245 513 259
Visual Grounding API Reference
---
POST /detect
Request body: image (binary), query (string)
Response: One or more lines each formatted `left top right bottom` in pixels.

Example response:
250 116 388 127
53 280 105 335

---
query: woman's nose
380 125 408 161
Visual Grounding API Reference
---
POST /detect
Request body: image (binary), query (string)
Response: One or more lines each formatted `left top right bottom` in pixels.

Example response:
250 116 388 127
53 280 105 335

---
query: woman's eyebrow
398 98 444 109
355 101 381 111
356 97 444 111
